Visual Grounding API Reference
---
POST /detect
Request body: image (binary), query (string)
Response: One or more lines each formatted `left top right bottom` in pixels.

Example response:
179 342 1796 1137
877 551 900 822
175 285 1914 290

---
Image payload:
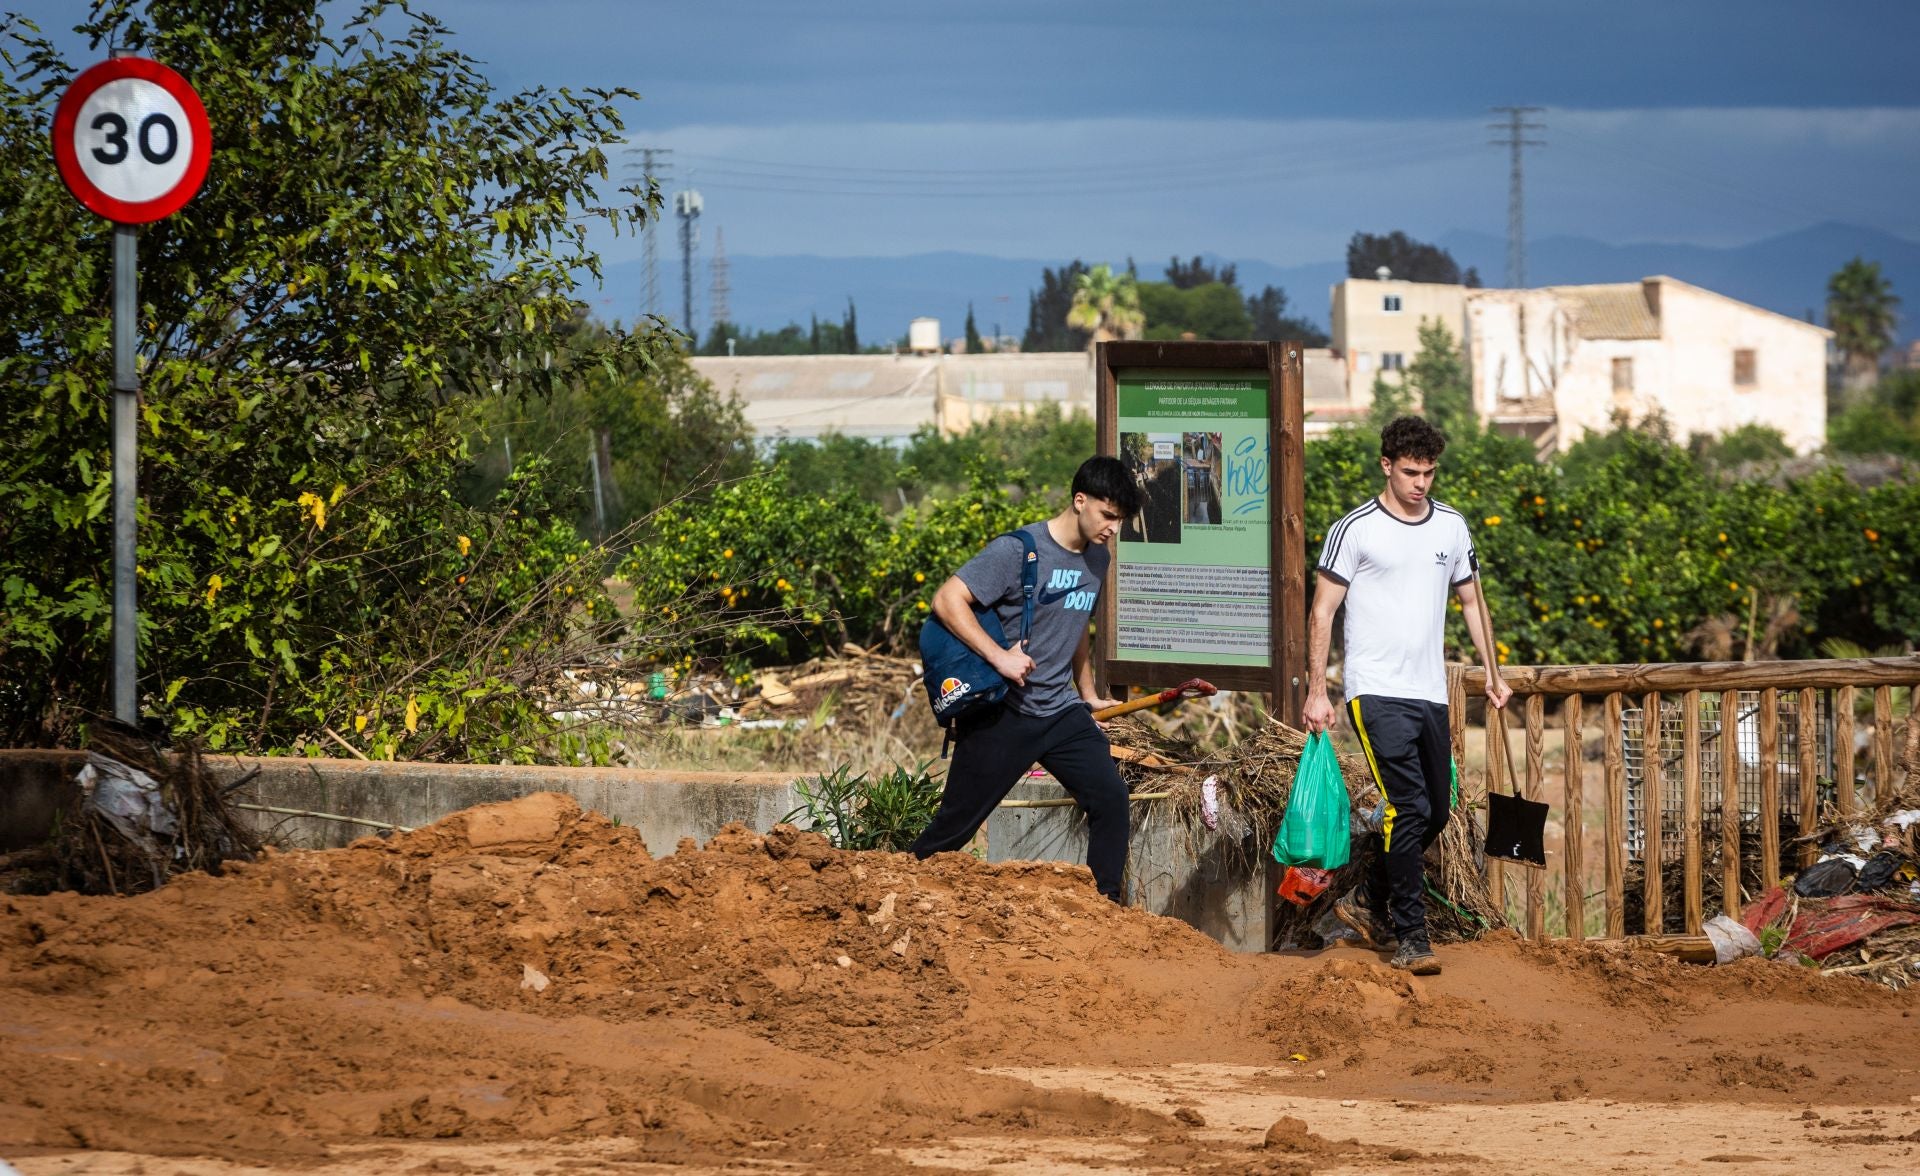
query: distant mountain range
588 222 1919 347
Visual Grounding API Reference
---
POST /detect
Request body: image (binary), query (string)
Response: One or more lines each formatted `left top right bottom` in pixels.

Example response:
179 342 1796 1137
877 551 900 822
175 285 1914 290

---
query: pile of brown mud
4 792 1918 1172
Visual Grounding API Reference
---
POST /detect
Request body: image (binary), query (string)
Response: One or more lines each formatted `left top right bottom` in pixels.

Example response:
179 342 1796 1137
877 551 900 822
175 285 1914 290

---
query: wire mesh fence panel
1623 690 1834 863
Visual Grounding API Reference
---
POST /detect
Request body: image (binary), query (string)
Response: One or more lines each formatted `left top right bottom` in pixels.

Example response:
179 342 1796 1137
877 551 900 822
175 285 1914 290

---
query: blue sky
15 1 1919 273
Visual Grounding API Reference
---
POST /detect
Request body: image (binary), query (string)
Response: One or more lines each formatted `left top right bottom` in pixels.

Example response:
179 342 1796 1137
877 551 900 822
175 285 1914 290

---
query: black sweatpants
1348 695 1452 944
909 704 1130 901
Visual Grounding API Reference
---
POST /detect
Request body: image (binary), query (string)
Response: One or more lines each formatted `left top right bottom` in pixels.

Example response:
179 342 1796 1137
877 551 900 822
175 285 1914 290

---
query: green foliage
1347 231 1464 284
770 405 1095 510
1307 418 1918 667
0 1 669 756
1690 423 1794 469
1827 257 1900 383
964 303 984 354
618 464 1030 665
1067 263 1143 344
469 338 755 539
1246 284 1330 347
1403 319 1473 437
1139 281 1252 341
784 760 943 851
1023 261 1092 353
1828 369 1920 459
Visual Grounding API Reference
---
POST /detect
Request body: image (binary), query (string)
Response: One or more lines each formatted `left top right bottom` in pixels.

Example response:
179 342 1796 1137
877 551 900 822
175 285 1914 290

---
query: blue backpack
919 529 1038 733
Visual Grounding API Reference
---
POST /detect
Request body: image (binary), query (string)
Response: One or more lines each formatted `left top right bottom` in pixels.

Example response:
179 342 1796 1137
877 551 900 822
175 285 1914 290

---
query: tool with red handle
1091 678 1217 721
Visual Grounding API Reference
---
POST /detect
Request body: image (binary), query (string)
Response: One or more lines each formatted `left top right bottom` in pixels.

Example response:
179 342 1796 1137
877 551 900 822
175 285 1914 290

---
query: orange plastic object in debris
1277 865 1334 906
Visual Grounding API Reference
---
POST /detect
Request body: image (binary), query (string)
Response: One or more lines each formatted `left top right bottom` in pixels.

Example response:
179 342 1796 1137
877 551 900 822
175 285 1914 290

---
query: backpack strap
1011 528 1039 645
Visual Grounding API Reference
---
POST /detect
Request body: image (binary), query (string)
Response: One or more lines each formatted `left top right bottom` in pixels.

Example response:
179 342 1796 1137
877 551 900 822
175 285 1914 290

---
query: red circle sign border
52 56 211 224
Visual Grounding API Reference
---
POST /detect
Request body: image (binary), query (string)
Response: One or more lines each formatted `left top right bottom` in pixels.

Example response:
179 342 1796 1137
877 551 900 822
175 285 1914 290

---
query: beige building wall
1463 277 1831 454
1330 278 1467 407
1652 279 1828 453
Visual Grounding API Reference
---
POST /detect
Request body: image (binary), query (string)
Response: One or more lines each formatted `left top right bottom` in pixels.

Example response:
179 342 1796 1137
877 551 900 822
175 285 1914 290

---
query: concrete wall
0 750 802 860
0 751 1268 950
987 776 1268 952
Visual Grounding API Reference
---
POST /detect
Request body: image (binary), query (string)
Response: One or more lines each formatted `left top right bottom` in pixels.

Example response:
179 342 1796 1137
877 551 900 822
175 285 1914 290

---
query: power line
627 146 673 320
629 137 1484 201
710 226 731 332
1490 106 1546 287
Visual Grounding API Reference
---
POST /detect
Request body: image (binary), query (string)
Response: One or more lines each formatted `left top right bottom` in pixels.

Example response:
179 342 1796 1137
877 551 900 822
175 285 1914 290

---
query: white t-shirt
1316 497 1477 705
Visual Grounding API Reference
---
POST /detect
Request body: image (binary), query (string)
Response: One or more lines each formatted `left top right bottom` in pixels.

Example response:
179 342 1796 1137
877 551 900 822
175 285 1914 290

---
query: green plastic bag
1271 731 1352 870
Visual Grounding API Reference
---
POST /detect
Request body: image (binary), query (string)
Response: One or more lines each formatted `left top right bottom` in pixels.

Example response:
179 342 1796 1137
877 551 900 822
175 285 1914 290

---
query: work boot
1389 937 1441 976
1331 896 1398 951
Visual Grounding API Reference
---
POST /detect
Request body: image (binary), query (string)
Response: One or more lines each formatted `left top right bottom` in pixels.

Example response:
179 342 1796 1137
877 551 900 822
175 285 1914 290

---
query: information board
1112 374 1271 665
1093 341 1306 717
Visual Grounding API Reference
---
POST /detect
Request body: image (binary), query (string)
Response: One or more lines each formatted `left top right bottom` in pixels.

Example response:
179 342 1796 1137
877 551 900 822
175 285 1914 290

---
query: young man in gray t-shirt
909 457 1143 901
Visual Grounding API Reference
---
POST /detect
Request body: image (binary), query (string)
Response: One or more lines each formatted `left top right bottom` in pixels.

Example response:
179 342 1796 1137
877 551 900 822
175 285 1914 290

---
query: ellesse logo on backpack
936 676 972 710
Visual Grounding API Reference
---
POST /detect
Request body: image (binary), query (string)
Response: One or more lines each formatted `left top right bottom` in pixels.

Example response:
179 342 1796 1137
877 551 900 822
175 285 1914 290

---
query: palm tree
1066 263 1144 347
1827 257 1899 390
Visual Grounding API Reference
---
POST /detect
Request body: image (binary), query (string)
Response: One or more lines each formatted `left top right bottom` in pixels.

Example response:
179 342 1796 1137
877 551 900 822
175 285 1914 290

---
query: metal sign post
111 222 139 722
52 53 211 725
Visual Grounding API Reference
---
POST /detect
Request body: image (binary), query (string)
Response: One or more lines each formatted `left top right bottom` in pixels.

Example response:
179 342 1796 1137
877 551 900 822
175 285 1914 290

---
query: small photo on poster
1119 431 1183 544
1182 431 1222 525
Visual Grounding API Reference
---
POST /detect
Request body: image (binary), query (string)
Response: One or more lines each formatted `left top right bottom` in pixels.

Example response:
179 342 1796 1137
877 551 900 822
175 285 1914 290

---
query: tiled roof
1553 284 1661 340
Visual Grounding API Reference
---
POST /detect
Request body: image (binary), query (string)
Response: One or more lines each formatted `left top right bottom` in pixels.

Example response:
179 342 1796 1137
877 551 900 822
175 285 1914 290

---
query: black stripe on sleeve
1317 567 1351 587
1319 500 1376 571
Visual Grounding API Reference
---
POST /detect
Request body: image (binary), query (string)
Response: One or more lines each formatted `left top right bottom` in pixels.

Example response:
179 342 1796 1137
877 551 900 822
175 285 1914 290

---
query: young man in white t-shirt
1303 416 1512 974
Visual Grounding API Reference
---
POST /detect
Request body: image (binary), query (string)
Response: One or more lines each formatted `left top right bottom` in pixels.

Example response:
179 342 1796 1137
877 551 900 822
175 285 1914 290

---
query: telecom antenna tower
626 147 672 320
709 227 732 330
674 189 703 339
1489 106 1545 287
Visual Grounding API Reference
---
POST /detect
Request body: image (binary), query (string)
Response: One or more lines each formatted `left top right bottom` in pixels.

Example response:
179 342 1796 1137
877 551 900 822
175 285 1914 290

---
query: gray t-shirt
956 521 1109 717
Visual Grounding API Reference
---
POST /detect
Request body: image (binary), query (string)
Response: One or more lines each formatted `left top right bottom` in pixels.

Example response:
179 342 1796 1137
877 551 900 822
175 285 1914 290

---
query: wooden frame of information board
1092 341 1307 724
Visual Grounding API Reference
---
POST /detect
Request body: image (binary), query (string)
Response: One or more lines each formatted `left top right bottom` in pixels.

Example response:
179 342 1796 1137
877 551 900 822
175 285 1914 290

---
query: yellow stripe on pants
1349 697 1396 853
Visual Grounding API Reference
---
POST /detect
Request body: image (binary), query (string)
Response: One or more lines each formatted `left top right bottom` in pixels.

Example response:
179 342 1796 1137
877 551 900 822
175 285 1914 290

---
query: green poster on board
1113 374 1270 667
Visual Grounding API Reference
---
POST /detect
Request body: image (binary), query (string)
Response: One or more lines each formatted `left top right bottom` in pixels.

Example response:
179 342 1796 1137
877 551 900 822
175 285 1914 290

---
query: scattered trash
77 752 176 857
1792 858 1857 899
1858 851 1905 891
1703 914 1763 965
1277 865 1334 906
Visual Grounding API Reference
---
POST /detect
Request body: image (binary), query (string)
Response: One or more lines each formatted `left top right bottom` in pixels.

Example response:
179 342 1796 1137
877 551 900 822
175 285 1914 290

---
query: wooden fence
1449 657 1920 942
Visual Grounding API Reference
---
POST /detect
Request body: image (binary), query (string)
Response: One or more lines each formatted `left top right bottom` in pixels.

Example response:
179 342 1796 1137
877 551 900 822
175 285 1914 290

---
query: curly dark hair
1073 455 1143 518
1379 415 1448 463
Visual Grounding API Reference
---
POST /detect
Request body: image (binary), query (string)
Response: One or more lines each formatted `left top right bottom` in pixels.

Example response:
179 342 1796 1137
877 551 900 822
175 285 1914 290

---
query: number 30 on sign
52 56 210 224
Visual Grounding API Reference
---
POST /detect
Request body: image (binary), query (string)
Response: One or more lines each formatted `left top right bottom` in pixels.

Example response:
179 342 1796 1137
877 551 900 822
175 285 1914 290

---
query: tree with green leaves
1022 260 1091 352
1403 318 1473 437
1 0 672 756
1827 257 1899 390
1066 263 1144 346
1245 284 1330 346
470 331 753 539
1138 281 1252 340
1165 255 1236 290
1347 231 1463 284
964 302 983 353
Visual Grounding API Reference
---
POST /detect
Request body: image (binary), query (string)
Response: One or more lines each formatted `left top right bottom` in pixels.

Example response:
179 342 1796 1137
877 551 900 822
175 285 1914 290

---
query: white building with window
1330 273 1830 454
1464 276 1831 453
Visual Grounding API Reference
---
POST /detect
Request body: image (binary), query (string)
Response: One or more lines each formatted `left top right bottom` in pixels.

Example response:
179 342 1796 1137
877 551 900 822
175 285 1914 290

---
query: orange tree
0 1 681 759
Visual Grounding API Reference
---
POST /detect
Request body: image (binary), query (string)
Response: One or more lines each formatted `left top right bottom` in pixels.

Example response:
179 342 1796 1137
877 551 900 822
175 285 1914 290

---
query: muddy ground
5 792 1919 1174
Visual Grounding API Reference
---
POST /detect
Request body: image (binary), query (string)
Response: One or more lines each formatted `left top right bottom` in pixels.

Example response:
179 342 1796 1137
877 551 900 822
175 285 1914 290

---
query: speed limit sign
52 55 209 224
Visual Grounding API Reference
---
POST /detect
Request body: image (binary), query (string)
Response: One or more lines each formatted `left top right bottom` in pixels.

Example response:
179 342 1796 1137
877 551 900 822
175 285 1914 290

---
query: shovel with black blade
1473 585 1548 869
